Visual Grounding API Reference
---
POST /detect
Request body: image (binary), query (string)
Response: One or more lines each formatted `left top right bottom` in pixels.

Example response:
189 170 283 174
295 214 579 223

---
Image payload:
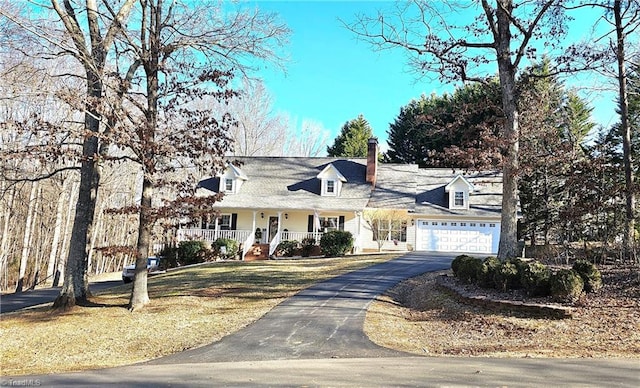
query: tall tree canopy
327 114 374 157
348 0 573 259
386 80 503 169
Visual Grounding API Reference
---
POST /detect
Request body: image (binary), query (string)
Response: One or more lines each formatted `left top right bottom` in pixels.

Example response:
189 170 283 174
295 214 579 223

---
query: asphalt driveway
2 252 638 387
152 251 455 364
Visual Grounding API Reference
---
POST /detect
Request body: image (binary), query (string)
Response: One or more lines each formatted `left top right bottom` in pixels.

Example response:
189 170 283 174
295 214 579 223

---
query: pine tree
326 115 374 157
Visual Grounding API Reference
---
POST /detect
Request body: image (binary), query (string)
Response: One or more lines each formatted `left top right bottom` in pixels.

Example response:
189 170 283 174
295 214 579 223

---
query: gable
316 163 347 196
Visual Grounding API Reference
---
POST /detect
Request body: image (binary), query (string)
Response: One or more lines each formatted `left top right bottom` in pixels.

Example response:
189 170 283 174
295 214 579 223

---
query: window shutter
308 215 314 232
231 213 237 230
339 216 345 231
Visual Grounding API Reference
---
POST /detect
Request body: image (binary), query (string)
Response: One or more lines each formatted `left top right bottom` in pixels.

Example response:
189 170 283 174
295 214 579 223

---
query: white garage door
415 220 499 254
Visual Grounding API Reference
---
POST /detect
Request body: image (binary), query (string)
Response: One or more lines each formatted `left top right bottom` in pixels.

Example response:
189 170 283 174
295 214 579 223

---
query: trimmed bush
494 260 519 292
451 255 473 277
276 240 299 257
214 238 239 260
550 269 584 302
158 245 179 269
177 240 209 265
520 260 552 296
301 237 316 257
452 255 482 284
572 260 603 293
320 230 354 257
479 256 501 288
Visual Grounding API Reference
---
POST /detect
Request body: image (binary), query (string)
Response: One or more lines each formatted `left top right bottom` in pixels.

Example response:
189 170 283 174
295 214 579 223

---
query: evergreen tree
326 114 374 157
386 81 503 169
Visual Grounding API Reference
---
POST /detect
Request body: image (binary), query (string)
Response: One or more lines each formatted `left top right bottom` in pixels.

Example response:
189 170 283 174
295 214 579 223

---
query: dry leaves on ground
365 265 640 358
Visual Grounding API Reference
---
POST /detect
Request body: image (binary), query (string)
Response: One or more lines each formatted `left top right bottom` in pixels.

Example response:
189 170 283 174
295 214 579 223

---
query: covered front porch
176 210 357 260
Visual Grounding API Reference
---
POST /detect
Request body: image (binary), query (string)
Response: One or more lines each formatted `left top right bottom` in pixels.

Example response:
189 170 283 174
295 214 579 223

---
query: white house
180 138 503 259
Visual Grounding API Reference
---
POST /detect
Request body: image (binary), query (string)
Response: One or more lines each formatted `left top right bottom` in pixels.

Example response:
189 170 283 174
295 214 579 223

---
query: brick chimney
366 137 378 187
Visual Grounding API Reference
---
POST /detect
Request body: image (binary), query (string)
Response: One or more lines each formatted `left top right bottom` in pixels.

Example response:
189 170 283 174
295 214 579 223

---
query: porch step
244 244 270 261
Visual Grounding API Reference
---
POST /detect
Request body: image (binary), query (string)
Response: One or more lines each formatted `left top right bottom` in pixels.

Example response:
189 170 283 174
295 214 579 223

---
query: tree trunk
129 177 153 311
54 179 78 287
0 184 16 289
52 71 102 309
129 0 160 311
495 0 520 260
46 177 68 285
614 0 636 264
15 181 38 293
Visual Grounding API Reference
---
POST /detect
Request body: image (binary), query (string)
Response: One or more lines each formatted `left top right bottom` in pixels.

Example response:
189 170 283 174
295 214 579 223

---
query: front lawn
1 254 399 376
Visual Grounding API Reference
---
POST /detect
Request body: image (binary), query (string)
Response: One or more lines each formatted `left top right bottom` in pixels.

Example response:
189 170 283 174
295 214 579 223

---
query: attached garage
415 219 500 254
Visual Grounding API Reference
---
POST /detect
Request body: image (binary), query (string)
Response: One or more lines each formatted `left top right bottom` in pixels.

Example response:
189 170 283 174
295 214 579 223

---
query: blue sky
247 1 618 151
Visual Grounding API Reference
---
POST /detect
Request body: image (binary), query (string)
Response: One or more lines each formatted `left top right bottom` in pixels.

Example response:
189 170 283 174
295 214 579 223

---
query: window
489 223 496 228
451 222 457 226
470 223 476 227
219 214 231 230
460 222 466 227
442 222 447 226
431 222 438 226
454 191 464 207
373 220 407 242
225 178 233 192
480 223 486 227
319 216 339 232
327 180 335 193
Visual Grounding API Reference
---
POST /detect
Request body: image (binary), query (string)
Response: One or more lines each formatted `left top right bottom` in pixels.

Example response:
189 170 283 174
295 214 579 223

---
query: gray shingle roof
414 169 503 217
197 158 503 217
198 157 372 211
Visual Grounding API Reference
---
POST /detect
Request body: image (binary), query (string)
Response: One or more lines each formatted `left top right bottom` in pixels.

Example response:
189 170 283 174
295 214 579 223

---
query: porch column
252 211 257 239
214 216 219 240
277 211 282 235
354 211 361 253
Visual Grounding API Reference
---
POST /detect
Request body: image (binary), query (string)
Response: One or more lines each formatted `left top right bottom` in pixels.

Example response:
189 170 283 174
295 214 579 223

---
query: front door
268 216 279 242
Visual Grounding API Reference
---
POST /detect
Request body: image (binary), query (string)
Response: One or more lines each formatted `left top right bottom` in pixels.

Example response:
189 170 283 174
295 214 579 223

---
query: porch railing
269 231 281 257
177 228 251 243
280 231 324 244
242 232 255 260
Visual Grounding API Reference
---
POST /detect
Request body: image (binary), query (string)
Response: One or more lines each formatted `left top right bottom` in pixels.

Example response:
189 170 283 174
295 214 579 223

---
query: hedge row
451 255 602 302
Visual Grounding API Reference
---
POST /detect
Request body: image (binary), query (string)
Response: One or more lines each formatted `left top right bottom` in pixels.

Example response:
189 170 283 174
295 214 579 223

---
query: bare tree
612 0 639 262
106 0 289 311
211 78 289 156
284 117 331 157
347 0 571 259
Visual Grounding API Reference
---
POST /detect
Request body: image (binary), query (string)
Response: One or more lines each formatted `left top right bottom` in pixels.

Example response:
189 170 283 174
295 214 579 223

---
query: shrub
550 269 584 302
494 260 520 292
158 245 179 269
301 237 316 257
214 238 239 260
320 230 354 257
451 255 473 277
572 260 603 293
276 240 299 257
177 240 209 265
452 255 482 284
520 260 552 296
479 256 501 288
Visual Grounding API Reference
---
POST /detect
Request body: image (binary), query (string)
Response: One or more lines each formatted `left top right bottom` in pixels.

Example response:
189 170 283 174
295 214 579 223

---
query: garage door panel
416 219 499 254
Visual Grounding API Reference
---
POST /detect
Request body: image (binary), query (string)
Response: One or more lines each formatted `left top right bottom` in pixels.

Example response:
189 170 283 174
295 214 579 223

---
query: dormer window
219 163 248 194
225 178 234 192
317 163 347 197
445 175 474 210
327 180 335 194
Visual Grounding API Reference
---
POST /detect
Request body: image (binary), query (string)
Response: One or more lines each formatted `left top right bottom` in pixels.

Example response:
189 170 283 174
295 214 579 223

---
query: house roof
197 157 372 212
196 157 503 217
414 169 502 218
445 174 474 192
